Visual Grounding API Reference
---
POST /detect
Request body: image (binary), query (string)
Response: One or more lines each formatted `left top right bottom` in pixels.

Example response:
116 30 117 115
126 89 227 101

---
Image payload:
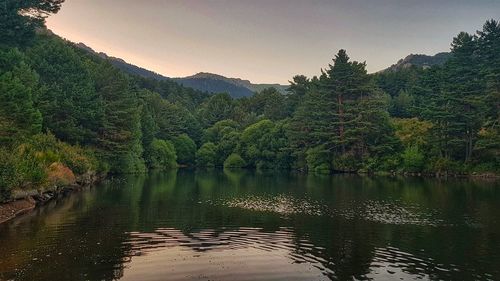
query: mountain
75 43 170 81
175 72 288 97
382 52 451 72
74 43 287 98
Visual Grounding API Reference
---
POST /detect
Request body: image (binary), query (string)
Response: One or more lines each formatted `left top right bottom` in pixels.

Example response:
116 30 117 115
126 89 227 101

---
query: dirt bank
0 172 104 225
0 197 36 224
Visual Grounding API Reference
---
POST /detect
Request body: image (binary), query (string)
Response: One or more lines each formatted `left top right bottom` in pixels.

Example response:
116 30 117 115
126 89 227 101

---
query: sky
46 0 500 84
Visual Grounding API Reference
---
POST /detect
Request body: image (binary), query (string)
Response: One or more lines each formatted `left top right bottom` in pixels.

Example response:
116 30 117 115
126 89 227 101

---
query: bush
0 149 15 202
196 142 217 167
224 153 247 169
23 134 97 174
0 134 99 198
314 163 331 174
402 145 424 172
149 139 177 169
172 134 196 165
46 162 76 187
332 152 360 172
306 145 331 173
430 157 464 174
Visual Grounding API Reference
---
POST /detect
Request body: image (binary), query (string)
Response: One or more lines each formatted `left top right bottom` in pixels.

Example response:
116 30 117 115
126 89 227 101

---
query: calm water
1 170 499 281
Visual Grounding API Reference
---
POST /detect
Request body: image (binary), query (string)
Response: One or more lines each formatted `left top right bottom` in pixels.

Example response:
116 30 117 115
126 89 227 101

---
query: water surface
0 170 499 280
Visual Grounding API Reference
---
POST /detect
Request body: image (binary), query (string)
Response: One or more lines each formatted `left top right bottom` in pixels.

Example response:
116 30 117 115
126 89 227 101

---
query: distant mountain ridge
75 42 447 97
74 43 287 98
174 72 289 98
382 52 451 72
75 43 170 81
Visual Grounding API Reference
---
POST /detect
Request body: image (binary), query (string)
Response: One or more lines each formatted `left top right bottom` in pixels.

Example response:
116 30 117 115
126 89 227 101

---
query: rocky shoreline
0 172 104 225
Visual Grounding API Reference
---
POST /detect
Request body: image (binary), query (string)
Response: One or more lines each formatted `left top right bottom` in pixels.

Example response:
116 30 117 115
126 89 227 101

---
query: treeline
0 1 499 201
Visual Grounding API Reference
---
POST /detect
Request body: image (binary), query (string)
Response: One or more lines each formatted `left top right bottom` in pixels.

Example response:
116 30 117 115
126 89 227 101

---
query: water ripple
210 195 445 226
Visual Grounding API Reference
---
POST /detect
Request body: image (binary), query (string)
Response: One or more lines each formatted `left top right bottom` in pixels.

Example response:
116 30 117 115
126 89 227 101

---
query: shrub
172 134 196 165
59 143 98 175
0 133 99 200
46 162 76 187
314 163 332 174
430 157 464 174
196 142 217 167
149 139 177 169
402 145 424 172
14 142 48 187
224 153 247 169
0 149 15 201
332 152 360 172
306 145 331 173
22 133 97 174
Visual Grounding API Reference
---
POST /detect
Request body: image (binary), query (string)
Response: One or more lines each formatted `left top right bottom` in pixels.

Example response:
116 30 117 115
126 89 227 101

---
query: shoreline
0 197 36 225
0 172 105 226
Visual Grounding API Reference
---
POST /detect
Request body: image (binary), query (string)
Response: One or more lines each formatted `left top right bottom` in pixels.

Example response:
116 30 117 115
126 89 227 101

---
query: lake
0 170 499 281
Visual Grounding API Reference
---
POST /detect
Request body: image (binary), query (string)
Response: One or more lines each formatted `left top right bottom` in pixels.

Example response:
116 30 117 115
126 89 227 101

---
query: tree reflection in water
0 170 499 281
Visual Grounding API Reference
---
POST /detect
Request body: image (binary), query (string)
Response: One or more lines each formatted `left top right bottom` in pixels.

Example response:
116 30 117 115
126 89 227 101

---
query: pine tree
91 63 144 173
0 55 42 143
0 0 65 46
27 37 104 145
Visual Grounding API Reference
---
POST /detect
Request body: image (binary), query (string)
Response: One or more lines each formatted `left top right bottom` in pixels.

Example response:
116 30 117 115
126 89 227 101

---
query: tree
202 120 240 166
402 145 425 172
0 0 65 46
287 75 311 112
306 145 331 174
392 118 433 149
239 119 292 169
244 88 289 120
0 50 42 144
290 50 397 172
197 93 234 127
91 63 144 173
27 37 104 145
196 142 217 167
223 153 247 169
149 139 177 169
389 90 414 118
172 134 196 166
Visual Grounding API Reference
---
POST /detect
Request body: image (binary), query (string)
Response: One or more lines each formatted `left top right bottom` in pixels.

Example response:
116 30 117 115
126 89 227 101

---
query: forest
1 0 499 202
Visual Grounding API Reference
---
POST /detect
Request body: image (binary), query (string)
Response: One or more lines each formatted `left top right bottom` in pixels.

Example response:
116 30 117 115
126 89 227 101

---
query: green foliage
0 13 498 195
223 153 247 169
306 145 331 174
290 49 398 172
149 139 177 170
0 0 65 47
0 49 42 144
243 87 290 120
237 119 292 169
389 90 414 118
0 149 16 201
91 62 145 173
196 142 217 167
202 120 241 166
197 93 234 127
392 118 433 148
0 133 97 201
27 37 104 144
172 134 196 165
402 146 425 172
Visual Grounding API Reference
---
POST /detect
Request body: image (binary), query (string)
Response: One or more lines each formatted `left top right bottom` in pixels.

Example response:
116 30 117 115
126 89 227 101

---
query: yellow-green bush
0 133 97 200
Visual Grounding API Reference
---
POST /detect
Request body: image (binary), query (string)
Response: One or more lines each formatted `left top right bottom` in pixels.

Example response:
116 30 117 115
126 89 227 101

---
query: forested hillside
1 1 499 202
174 72 288 98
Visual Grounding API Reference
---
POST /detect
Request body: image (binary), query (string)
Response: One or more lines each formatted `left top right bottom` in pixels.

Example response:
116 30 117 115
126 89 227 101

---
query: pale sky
46 0 500 84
